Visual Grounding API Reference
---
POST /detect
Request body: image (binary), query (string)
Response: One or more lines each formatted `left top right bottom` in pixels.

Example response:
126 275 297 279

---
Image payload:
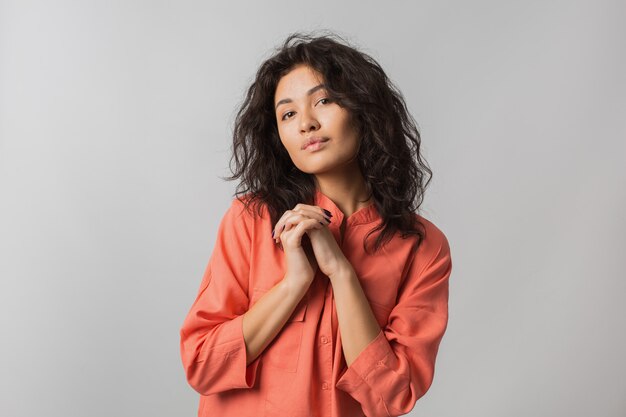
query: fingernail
319 221 324 226
271 230 275 238
323 209 332 217
324 216 331 223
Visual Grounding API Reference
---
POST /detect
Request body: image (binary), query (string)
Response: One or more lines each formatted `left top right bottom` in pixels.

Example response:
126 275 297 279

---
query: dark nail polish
323 209 332 217
271 230 274 238
319 221 324 226
324 216 331 223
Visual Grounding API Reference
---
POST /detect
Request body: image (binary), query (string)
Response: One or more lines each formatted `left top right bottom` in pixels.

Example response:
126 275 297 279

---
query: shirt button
321 336 328 344
322 382 329 390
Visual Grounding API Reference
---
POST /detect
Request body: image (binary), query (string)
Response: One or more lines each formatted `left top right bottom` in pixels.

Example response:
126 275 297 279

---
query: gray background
1 1 624 416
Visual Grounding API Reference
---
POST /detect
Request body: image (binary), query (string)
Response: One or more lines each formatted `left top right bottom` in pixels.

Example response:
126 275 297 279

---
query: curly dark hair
221 30 433 255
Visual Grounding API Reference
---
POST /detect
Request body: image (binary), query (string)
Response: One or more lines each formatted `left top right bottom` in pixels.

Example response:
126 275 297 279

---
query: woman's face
274 64 361 175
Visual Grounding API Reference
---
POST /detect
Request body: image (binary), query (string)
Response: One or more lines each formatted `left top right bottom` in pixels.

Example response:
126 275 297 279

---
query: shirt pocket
250 287 308 373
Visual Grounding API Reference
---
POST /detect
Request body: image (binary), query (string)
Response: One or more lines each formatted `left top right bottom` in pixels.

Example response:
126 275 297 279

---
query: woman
179 31 452 417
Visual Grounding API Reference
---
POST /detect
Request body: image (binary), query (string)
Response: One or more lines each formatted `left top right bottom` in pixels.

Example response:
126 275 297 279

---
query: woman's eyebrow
275 84 327 110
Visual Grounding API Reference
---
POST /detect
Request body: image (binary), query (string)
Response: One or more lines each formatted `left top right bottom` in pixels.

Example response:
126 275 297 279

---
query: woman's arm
242 279 308 365
180 197 317 395
327 267 382 367
333 228 452 417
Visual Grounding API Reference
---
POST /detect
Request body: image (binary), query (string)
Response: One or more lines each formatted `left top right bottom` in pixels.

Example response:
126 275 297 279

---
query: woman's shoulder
228 192 270 223
412 213 451 257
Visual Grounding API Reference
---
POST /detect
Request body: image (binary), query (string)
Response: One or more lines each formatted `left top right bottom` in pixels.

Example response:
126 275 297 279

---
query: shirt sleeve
335 227 452 417
179 197 262 396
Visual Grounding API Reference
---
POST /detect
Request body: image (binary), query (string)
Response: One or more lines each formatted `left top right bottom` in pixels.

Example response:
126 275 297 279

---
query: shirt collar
313 187 380 226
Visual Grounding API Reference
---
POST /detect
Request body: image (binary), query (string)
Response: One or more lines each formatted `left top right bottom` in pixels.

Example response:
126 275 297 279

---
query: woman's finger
272 205 332 243
295 205 333 226
277 213 328 244
278 206 331 237
281 218 326 247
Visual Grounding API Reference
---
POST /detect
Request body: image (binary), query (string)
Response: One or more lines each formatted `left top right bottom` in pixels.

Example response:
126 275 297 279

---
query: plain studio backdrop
1 1 624 416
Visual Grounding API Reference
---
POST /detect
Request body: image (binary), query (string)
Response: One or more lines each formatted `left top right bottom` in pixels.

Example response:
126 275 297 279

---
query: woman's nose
299 109 320 132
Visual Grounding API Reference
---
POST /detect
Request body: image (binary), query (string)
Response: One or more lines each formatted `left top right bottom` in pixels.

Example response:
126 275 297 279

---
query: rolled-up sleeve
336 230 452 417
179 197 261 396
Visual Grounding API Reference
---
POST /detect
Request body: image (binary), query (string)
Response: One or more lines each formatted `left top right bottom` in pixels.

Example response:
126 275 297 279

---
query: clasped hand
272 203 350 280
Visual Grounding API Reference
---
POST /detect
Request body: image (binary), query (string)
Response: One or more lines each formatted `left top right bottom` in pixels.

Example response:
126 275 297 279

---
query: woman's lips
304 139 329 151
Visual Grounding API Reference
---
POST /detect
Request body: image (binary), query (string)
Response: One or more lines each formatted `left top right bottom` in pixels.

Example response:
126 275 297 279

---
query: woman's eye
281 98 331 120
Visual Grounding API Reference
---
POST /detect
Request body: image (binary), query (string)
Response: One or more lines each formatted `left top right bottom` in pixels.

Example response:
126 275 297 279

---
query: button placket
318 280 334 396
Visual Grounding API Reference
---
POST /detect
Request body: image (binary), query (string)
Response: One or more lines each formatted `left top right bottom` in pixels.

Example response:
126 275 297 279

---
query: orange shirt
179 188 452 417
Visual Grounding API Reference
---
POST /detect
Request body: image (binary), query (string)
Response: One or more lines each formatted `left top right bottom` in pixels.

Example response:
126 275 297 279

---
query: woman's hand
274 204 350 281
272 205 326 293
